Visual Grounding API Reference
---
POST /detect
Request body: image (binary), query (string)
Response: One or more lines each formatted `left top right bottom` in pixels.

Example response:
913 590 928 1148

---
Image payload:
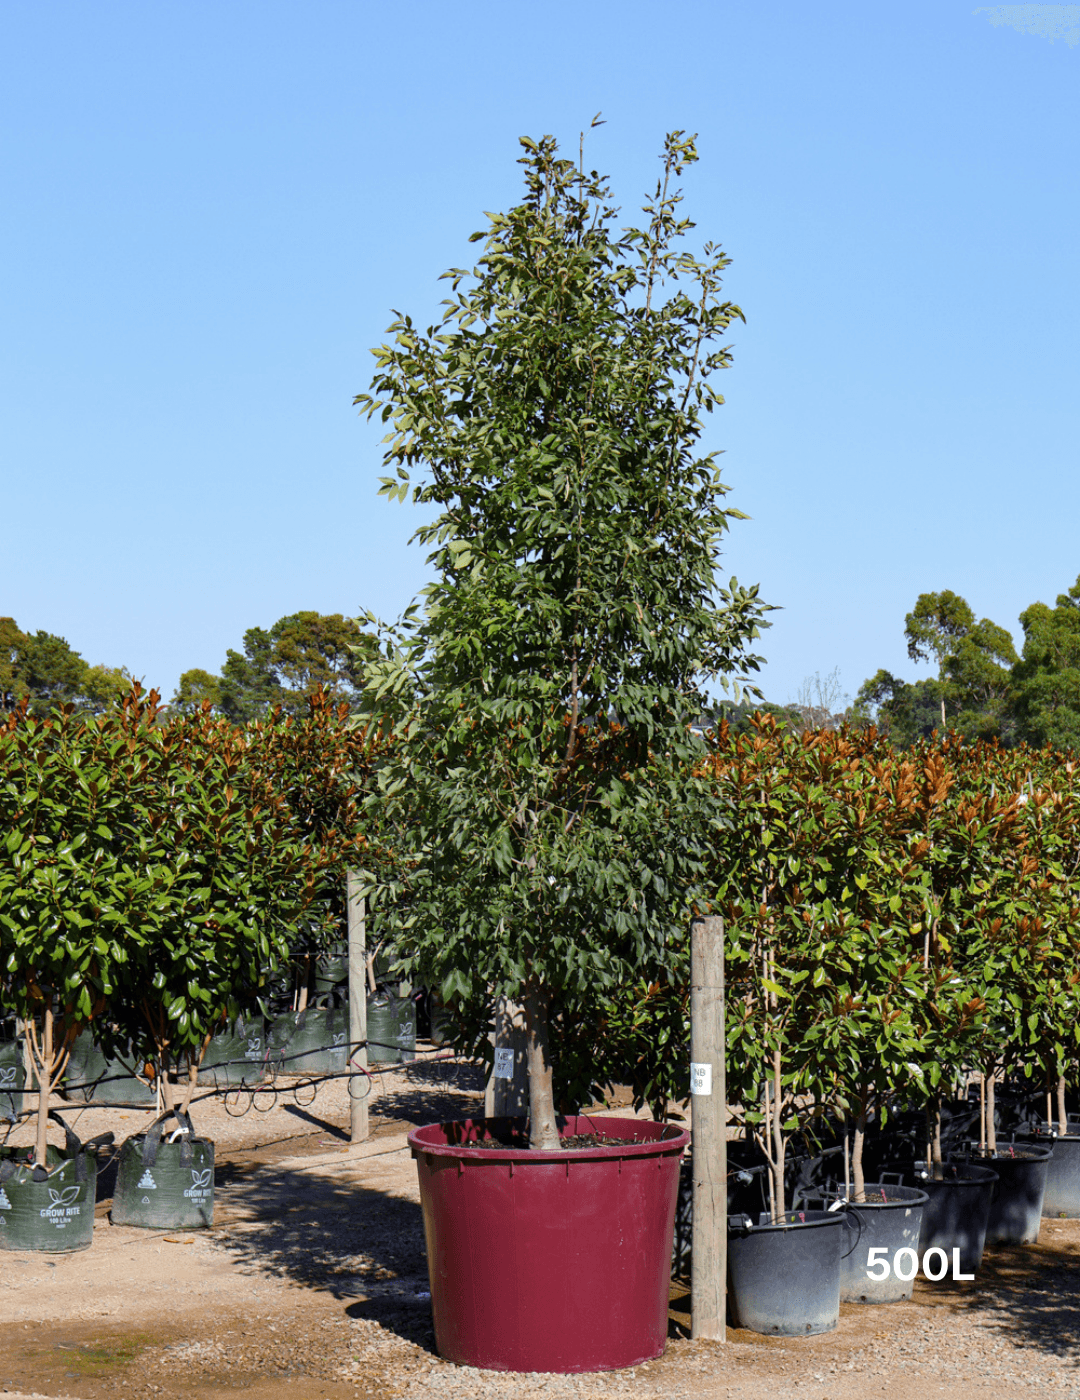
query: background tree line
3 610 374 723
855 577 1080 749
1 615 135 715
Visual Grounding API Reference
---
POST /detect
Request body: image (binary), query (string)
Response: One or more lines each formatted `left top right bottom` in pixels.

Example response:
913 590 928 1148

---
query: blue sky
3 2 1078 708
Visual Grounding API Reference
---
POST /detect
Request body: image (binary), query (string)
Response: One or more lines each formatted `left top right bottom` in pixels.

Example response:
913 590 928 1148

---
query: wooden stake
690 914 726 1343
347 871 369 1144
484 997 529 1119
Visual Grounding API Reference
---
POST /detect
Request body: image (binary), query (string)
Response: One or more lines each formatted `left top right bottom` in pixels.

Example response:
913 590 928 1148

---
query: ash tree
356 128 768 1147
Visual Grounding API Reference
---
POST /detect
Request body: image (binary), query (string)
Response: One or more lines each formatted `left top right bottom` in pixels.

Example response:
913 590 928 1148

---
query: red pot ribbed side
408 1115 689 1373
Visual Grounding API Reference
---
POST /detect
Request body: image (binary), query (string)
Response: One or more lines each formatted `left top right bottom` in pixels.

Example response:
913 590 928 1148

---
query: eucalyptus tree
356 128 768 1148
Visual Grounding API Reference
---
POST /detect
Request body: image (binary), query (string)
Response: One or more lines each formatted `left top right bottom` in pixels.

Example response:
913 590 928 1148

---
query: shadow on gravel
364 1058 486 1128
369 1087 485 1127
345 1295 436 1352
215 1163 435 1349
951 1237 1080 1365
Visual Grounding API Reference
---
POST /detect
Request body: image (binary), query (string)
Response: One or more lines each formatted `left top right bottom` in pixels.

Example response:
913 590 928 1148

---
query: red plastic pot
408 1115 689 1373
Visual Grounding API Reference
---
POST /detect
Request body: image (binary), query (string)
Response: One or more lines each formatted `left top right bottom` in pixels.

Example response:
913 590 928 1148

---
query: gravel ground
1 1060 1078 1400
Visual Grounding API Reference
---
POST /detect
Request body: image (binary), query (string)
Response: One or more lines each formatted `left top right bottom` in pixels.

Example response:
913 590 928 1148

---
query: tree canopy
0 616 133 716
216 611 375 721
358 128 768 1145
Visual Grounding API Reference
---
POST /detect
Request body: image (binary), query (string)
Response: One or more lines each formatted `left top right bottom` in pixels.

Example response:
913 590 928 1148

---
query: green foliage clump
0 685 385 1160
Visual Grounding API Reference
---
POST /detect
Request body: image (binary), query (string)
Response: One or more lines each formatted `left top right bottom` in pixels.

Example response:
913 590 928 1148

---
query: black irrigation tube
23 1041 472 1121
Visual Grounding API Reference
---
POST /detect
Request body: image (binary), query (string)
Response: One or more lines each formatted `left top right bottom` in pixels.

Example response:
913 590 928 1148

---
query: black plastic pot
906 1162 997 1275
804 1183 929 1304
0 1112 112 1253
112 1109 214 1230
727 1210 844 1335
961 1145 1052 1244
1022 1121 1080 1218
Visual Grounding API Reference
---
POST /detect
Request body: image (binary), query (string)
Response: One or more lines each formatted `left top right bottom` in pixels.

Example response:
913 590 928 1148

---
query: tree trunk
178 1061 199 1116
986 1071 997 1154
770 1047 785 1220
852 1113 866 1203
485 998 528 1118
762 1083 776 1220
1057 1073 1068 1137
926 1097 943 1170
522 984 559 1150
34 1007 53 1169
347 874 369 1145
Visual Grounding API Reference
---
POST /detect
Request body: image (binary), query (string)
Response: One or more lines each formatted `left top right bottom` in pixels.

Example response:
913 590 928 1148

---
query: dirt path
2 1061 1079 1400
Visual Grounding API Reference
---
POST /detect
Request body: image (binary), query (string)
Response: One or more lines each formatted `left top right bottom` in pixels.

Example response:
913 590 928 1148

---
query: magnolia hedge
0 687 383 1166
3 689 1079 1198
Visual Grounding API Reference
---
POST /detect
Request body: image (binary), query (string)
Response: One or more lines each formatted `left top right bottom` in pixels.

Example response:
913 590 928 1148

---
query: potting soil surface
1 1062 1079 1400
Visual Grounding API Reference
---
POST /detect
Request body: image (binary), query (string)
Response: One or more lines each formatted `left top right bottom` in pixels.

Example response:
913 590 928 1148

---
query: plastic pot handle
839 1204 867 1260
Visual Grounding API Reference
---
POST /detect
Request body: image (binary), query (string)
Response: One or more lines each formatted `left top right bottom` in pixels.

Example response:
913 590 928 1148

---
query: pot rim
953 1145 1053 1162
808 1183 930 1210
729 1208 845 1235
910 1162 999 1185
408 1114 689 1163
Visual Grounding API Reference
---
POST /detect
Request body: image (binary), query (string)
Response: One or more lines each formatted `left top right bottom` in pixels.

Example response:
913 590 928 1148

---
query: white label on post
493 1047 515 1080
690 1062 712 1096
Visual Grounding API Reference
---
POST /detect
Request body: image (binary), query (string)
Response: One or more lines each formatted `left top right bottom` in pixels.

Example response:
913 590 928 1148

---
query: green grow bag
268 1005 349 1075
64 1032 156 1108
314 948 349 995
0 1041 27 1118
0 1112 111 1254
427 994 455 1050
367 993 416 1065
197 1015 267 1087
112 1109 214 1230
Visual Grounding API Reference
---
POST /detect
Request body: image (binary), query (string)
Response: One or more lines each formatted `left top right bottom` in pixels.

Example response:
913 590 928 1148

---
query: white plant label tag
690 1063 712 1096
493 1048 515 1080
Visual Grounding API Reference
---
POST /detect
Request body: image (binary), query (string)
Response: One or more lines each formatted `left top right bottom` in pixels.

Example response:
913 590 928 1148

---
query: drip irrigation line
21 1041 471 1122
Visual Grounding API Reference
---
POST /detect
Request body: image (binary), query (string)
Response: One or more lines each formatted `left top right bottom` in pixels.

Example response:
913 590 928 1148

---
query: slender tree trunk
178 1061 200 1116
926 1097 943 1170
1058 1073 1068 1137
34 1007 53 1169
762 1082 776 1221
980 1072 987 1150
770 1047 785 1220
522 984 559 1150
986 1071 997 1154
160 1070 177 1113
853 1112 866 1203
